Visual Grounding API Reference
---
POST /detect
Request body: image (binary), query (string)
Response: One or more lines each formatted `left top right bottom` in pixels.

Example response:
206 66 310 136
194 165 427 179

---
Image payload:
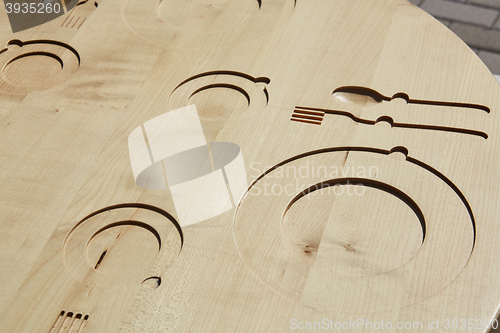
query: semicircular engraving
169 71 270 141
0 39 80 95
63 204 182 289
281 179 425 277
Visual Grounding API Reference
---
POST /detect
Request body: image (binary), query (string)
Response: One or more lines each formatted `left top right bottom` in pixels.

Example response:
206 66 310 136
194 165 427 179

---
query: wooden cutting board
0 0 500 332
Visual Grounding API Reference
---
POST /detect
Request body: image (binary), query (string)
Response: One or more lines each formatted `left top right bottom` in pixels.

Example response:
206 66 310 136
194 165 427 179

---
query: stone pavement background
410 0 500 76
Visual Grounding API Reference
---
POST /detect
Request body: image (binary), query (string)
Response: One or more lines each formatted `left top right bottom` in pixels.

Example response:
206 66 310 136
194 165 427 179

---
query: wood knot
344 244 355 252
302 244 318 255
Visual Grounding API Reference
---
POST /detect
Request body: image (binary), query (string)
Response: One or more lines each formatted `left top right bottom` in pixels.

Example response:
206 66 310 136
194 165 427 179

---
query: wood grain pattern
0 0 499 332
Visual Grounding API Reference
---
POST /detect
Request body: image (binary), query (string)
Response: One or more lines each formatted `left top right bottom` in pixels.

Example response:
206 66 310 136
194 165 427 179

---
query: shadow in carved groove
61 0 100 29
50 311 89 333
332 86 490 113
291 106 488 139
63 204 182 289
170 70 270 105
0 39 80 94
242 145 476 249
233 145 476 312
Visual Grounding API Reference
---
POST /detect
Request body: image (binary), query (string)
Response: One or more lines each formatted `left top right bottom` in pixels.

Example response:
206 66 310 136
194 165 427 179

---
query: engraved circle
2 53 62 87
85 222 161 279
157 0 259 33
63 204 183 288
0 40 81 94
233 148 475 313
122 0 296 48
281 182 424 277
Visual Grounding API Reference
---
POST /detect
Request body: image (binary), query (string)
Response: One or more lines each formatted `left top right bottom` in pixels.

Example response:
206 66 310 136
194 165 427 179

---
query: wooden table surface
0 0 500 332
